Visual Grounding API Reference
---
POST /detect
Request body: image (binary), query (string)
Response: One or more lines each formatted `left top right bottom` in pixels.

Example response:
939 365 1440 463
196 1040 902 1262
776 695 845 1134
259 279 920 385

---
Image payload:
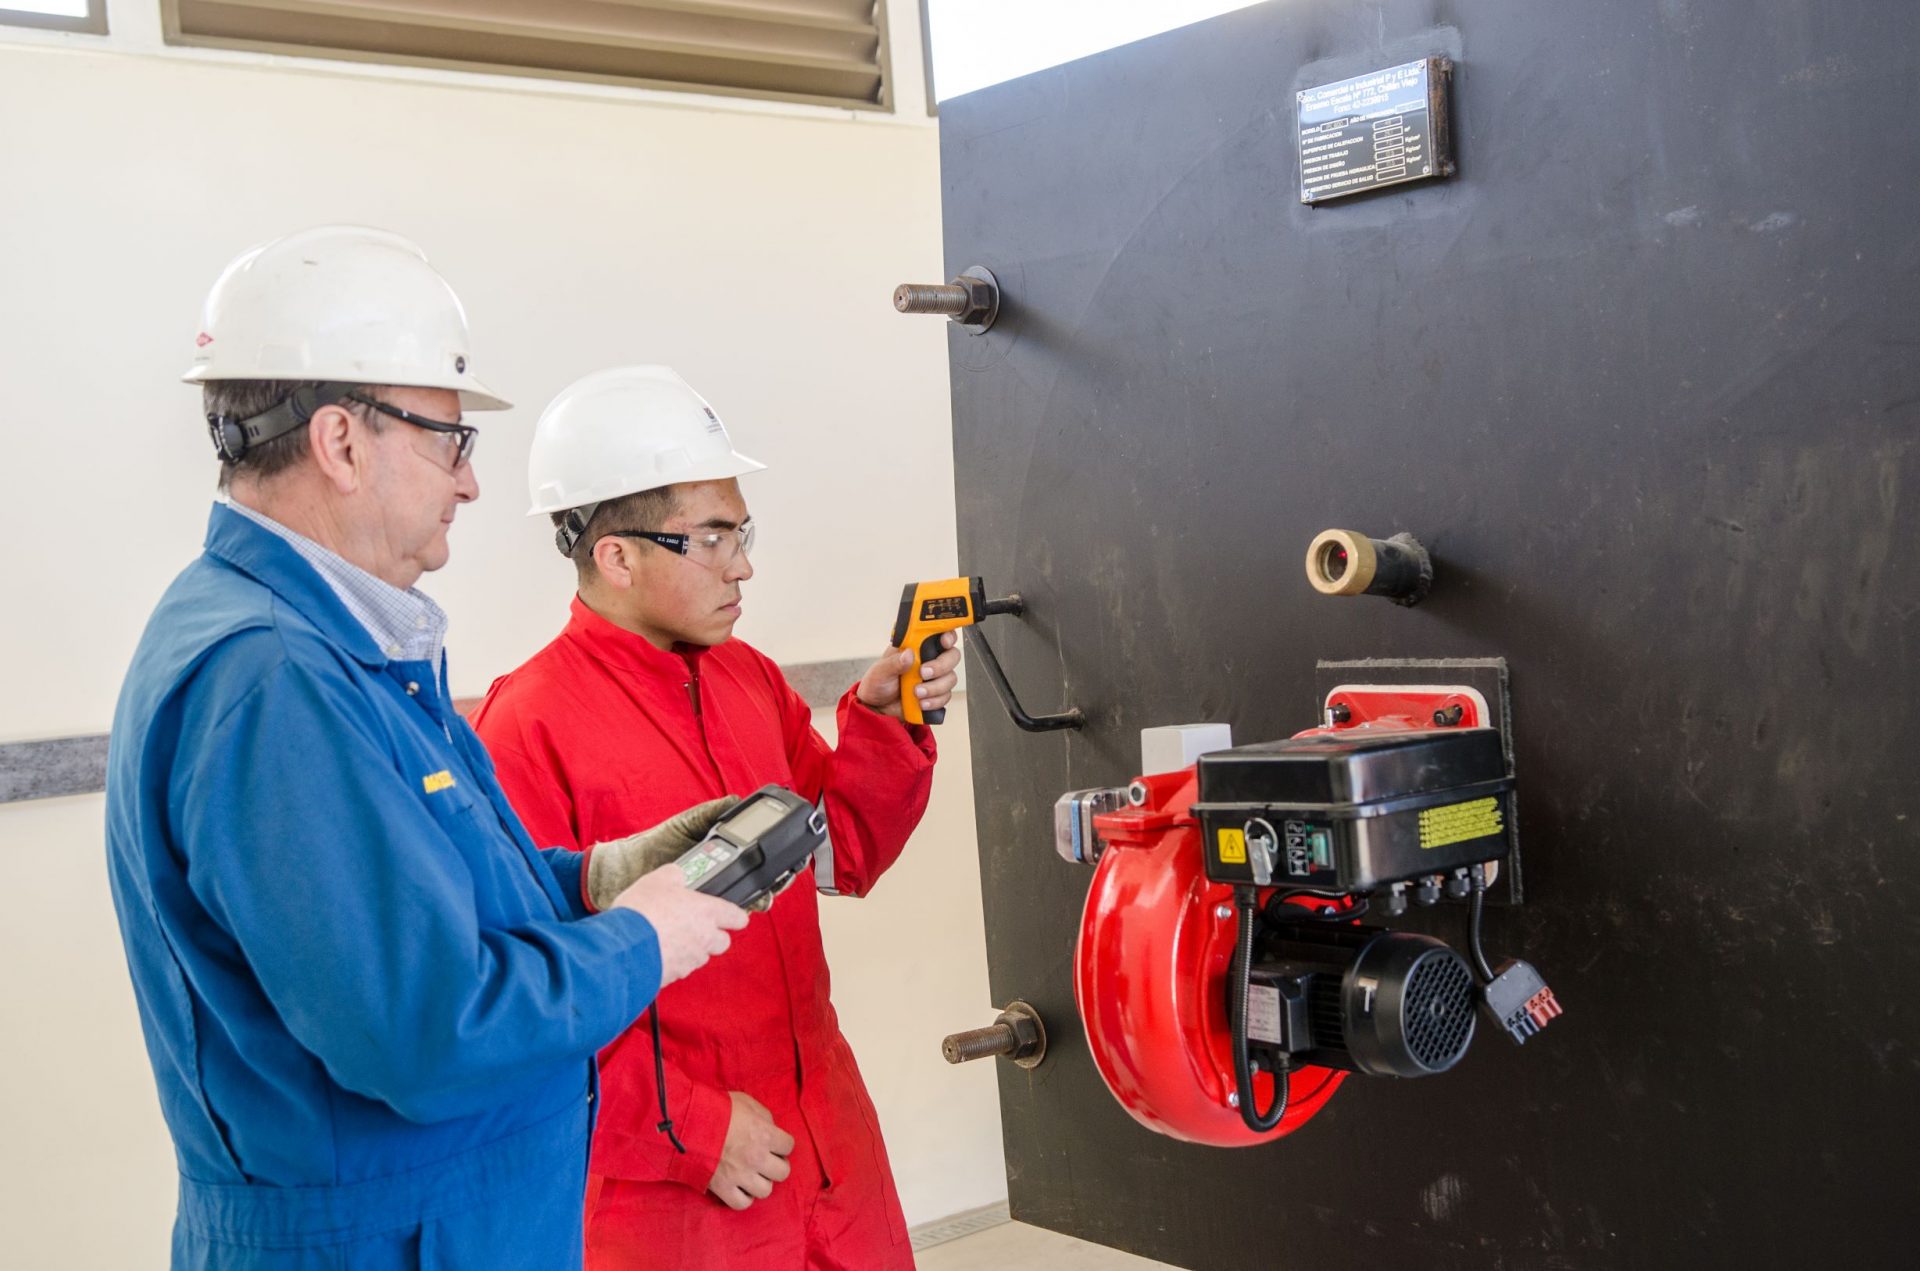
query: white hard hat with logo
187 224 508 407
188 226 509 460
528 365 766 554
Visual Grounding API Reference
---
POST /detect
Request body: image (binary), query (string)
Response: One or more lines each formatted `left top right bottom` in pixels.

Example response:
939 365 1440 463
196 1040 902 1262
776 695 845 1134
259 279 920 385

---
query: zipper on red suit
682 653 829 1187
681 659 725 788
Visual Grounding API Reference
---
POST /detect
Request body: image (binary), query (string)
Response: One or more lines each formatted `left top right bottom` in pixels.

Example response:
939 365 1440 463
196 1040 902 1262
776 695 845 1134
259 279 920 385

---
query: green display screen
724 796 788 843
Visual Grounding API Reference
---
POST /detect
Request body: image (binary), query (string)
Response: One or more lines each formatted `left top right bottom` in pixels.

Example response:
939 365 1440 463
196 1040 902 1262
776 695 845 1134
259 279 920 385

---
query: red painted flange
1076 770 1345 1146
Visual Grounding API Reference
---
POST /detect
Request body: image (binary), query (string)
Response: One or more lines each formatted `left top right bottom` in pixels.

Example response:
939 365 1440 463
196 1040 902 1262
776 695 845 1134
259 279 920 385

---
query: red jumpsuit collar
564 594 713 680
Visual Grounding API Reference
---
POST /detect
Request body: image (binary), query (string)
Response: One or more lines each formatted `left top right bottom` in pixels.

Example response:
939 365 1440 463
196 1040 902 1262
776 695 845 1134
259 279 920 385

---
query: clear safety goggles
605 522 755 570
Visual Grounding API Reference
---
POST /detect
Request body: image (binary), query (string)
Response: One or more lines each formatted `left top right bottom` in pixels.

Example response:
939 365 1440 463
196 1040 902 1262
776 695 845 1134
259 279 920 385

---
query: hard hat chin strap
554 502 602 558
206 380 359 464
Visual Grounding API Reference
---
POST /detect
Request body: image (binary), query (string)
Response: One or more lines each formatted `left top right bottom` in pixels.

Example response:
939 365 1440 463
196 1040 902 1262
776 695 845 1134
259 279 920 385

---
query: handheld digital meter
673 784 826 908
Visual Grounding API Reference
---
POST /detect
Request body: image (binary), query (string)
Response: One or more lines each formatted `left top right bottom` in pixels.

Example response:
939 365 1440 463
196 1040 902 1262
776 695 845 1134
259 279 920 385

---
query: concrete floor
917 1220 1175 1270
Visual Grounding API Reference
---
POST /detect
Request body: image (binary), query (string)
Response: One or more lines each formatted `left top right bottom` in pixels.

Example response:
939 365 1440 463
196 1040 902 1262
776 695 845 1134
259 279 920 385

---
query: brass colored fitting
1305 529 1432 606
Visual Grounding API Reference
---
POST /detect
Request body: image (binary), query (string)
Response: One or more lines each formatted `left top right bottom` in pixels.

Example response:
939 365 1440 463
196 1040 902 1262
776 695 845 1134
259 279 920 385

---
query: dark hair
206 380 377 488
554 486 681 580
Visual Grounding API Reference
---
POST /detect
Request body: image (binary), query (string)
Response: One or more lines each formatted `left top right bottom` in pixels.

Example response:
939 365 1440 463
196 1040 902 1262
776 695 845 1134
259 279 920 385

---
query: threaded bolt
891 266 999 332
894 283 972 316
942 1023 1018 1064
940 1000 1047 1068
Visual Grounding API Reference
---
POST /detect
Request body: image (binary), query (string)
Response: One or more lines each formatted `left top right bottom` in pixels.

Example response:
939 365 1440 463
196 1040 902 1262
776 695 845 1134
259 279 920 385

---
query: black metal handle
964 627 1084 733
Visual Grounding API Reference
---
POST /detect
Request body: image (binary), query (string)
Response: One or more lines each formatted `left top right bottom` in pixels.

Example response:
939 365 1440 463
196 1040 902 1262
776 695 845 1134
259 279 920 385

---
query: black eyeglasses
344 392 478 469
603 524 756 569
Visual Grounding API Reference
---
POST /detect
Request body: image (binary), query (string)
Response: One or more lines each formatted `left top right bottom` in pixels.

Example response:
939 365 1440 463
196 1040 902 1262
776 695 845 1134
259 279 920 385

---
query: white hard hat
527 365 766 532
184 225 509 411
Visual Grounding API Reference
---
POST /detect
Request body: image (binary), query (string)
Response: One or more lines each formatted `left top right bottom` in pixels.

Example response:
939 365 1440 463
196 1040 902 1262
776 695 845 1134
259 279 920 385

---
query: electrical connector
1478 959 1562 1045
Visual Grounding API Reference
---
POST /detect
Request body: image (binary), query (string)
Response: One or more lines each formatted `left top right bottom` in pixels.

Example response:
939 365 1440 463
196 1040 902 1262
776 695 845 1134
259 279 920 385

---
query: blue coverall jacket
105 505 665 1268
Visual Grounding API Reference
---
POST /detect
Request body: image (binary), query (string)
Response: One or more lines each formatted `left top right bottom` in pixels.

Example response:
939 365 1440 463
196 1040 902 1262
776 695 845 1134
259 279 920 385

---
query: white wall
0 10 1004 1265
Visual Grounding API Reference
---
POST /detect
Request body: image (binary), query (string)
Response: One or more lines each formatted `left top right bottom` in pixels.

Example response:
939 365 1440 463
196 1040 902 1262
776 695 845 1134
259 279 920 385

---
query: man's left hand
856 632 960 722
586 796 740 912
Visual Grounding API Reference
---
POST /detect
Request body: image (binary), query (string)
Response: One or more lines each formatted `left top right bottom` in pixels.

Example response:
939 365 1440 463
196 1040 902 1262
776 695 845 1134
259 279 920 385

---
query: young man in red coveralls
471 366 961 1270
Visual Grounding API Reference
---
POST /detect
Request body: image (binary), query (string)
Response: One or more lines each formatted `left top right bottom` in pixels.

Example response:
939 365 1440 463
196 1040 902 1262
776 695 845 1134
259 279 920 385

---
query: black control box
1192 730 1512 891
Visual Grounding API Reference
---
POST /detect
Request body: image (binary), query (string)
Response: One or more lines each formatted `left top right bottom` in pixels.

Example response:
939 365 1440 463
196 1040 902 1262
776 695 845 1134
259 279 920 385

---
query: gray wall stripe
0 734 113 806
0 655 882 807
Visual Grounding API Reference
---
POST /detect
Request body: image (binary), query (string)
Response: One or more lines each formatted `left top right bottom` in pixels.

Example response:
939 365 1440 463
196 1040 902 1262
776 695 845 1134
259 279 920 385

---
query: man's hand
587 796 740 911
856 631 961 721
608 865 749 985
708 1092 795 1210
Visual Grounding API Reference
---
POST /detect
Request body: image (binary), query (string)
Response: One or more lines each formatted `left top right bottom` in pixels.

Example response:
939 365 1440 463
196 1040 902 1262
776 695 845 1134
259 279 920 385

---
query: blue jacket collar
203 502 390 668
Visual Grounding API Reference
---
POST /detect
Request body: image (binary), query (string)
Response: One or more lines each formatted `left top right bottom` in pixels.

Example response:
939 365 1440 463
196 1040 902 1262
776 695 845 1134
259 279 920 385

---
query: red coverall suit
470 598 932 1269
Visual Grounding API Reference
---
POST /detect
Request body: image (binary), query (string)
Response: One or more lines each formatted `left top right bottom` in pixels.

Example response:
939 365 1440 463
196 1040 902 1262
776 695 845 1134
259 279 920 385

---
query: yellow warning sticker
422 770 457 795
1419 797 1502 849
1217 827 1248 864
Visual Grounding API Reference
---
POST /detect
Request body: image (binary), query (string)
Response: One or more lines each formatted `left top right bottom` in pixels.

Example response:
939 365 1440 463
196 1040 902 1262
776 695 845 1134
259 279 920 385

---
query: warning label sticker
1246 984 1282 1045
1418 797 1503 849
1217 827 1248 864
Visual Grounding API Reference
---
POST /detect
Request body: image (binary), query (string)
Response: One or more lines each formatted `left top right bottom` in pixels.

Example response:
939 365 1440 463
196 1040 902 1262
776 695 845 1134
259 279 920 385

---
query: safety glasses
604 523 755 570
345 392 478 470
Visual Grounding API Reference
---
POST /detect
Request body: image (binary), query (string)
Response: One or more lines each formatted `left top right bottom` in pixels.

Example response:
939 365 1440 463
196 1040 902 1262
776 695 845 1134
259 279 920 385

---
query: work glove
588 796 780 913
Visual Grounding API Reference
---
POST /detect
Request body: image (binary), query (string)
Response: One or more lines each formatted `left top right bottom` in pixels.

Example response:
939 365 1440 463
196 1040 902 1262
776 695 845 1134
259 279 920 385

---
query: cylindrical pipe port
1305 529 1433 606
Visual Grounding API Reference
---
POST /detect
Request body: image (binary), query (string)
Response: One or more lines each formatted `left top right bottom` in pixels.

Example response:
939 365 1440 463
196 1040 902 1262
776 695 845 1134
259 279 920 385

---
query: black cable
1266 886 1357 901
1467 864 1496 984
1229 886 1288 1133
1265 891 1368 925
649 1006 687 1154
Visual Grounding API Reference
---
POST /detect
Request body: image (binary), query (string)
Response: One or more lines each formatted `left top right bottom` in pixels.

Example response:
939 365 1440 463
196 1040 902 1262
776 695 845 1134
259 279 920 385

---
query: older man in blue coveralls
104 225 752 1269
